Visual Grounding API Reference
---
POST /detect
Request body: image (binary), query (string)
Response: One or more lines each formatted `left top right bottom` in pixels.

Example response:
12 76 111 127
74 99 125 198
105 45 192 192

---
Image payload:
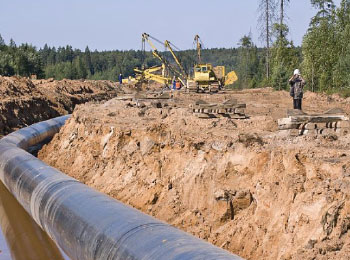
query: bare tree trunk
266 0 270 79
312 61 315 92
280 0 284 39
258 0 277 80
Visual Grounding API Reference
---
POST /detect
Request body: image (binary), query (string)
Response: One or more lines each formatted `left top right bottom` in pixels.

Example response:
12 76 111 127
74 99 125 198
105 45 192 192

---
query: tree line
254 0 350 94
0 0 349 95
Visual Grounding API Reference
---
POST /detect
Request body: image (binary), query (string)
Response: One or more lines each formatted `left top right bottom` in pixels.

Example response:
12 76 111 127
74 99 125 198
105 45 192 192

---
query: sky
0 0 342 51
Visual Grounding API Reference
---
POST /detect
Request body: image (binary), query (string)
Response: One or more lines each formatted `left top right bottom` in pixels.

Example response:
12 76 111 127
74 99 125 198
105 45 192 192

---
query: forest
0 0 349 94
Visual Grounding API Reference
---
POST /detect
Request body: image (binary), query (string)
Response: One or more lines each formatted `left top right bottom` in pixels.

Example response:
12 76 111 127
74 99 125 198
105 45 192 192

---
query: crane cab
194 64 216 82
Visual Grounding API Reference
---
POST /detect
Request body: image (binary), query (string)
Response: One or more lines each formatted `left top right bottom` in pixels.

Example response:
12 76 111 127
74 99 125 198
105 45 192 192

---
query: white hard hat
294 69 300 75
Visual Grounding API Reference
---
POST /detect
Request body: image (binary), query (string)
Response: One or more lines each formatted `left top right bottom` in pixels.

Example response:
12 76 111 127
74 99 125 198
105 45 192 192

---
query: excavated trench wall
39 98 350 260
0 76 120 137
0 116 241 260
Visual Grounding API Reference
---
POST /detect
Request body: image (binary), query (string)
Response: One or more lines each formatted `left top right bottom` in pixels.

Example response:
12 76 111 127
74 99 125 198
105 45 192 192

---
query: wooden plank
197 103 217 108
229 115 247 119
289 115 348 123
194 113 212 118
221 104 246 109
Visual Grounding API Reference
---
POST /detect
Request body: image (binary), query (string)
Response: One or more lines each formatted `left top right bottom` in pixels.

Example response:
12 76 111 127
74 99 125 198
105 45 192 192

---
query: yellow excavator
192 35 238 92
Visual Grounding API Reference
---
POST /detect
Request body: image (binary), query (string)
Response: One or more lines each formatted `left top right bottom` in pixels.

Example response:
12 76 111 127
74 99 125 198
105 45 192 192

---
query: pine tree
0 34 5 47
302 0 336 92
270 0 300 90
84 46 94 75
236 34 260 89
333 0 350 89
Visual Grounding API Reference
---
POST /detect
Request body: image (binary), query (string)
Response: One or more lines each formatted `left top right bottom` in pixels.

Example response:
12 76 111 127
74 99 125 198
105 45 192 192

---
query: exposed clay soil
0 76 126 137
39 88 350 260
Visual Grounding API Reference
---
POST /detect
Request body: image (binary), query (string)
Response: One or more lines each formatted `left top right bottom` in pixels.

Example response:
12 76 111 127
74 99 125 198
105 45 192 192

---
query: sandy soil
39 88 350 259
0 76 125 137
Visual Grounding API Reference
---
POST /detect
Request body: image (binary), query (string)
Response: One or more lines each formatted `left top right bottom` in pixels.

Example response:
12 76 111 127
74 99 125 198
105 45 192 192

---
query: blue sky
0 0 342 51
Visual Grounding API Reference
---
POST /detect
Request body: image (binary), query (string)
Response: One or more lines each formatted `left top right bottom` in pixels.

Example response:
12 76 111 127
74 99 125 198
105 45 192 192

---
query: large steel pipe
0 181 65 260
0 116 243 260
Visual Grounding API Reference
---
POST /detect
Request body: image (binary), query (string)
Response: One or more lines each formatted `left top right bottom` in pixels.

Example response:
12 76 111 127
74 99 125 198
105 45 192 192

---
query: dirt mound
0 76 122 136
39 89 350 259
0 76 40 99
33 78 121 114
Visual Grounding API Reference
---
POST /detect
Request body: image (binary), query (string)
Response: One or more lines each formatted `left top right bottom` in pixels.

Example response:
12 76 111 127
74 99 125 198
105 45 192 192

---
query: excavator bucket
225 71 238 85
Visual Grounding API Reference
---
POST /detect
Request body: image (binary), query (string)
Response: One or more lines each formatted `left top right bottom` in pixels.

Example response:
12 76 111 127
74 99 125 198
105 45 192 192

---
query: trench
0 116 242 260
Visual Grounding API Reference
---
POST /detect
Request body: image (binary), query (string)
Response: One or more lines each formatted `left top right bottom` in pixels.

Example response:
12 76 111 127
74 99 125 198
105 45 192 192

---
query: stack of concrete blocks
278 109 350 136
191 99 247 119
116 92 172 108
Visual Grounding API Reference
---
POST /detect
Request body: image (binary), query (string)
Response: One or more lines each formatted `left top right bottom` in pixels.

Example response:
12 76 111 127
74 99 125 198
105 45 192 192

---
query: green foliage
0 0 348 95
0 36 43 77
302 0 350 92
235 35 261 89
270 23 301 90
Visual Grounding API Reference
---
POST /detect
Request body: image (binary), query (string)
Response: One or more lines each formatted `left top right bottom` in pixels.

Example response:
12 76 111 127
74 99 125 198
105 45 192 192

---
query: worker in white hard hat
289 69 306 110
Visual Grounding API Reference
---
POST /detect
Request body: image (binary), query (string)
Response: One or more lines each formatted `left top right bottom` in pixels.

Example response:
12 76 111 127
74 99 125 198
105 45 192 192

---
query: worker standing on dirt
118 73 123 84
175 80 181 90
289 69 306 110
172 76 176 90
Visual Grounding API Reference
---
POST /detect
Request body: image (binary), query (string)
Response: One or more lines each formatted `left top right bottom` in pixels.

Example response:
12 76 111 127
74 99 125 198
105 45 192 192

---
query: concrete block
303 129 318 136
336 121 350 128
304 123 317 130
235 108 245 114
278 124 300 130
278 118 292 125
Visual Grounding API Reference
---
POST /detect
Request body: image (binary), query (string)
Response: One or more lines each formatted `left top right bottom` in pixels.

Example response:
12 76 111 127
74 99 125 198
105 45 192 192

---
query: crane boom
194 35 202 64
142 33 184 79
142 33 167 68
164 40 188 79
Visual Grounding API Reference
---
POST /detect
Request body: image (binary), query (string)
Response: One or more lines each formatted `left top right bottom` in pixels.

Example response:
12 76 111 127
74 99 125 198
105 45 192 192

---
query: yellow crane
192 35 238 92
134 33 186 88
164 40 188 79
134 33 237 92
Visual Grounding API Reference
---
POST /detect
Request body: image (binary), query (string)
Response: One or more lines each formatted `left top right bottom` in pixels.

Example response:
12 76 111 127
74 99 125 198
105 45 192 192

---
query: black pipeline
0 115 243 260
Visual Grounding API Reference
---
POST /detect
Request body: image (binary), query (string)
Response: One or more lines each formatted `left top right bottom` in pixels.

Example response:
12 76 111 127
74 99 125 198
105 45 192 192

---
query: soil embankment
39 88 350 259
0 76 124 137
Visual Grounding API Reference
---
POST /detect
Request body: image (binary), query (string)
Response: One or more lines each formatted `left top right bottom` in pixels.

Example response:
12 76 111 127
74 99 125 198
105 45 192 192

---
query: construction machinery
192 35 238 92
134 33 186 88
134 33 238 92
